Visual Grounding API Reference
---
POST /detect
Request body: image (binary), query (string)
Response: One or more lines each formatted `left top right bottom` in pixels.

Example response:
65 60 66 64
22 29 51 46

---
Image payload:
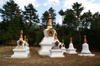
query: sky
0 0 100 24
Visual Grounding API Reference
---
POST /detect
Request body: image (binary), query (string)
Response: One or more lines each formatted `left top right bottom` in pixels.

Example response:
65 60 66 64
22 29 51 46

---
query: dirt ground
0 46 100 66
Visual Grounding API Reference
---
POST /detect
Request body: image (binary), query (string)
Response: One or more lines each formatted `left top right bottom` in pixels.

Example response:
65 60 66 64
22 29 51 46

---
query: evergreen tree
91 12 100 30
0 0 24 42
81 10 93 29
41 11 49 25
72 2 84 47
58 9 65 22
63 9 76 28
0 0 21 21
23 4 39 27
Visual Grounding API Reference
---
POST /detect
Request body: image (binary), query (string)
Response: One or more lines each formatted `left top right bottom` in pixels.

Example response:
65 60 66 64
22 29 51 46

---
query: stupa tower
78 35 95 56
47 14 52 29
38 14 57 56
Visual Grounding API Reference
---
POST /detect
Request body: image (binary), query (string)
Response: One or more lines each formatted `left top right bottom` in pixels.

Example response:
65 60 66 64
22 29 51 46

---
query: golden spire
55 33 57 39
47 14 52 26
26 39 28 43
62 39 64 43
70 37 72 43
20 30 23 38
24 35 26 41
84 35 87 43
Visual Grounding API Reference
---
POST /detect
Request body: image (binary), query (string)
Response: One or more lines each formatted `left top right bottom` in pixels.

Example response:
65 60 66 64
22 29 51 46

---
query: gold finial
62 40 64 43
84 35 87 43
24 35 26 41
62 39 65 46
70 37 72 43
47 14 52 26
26 39 28 43
20 30 23 38
55 33 57 39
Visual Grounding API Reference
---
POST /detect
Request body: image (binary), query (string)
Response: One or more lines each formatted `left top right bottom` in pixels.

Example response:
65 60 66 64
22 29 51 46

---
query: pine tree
63 9 76 28
0 0 21 21
41 11 49 25
0 0 24 41
23 4 39 27
72 2 84 47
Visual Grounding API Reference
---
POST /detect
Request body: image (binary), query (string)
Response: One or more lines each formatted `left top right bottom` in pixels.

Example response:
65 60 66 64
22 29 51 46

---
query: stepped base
78 53 95 57
11 49 29 58
66 49 77 54
49 49 64 58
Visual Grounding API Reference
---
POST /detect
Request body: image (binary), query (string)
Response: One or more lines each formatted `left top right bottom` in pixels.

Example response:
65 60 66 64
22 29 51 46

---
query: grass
0 46 100 66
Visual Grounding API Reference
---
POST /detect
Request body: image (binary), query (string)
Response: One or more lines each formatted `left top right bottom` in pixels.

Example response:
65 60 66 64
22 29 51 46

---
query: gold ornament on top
70 37 72 43
47 28 54 37
47 14 52 26
26 39 28 43
62 39 65 46
20 30 23 38
84 35 87 43
54 33 57 39
62 40 64 43
24 35 26 41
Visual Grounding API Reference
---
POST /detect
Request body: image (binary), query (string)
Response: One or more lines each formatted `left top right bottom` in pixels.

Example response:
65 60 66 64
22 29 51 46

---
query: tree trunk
79 27 81 48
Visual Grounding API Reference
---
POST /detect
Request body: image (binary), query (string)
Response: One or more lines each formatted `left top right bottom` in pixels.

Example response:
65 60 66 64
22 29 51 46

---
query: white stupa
11 30 29 58
78 35 95 57
49 33 64 58
24 36 30 55
66 37 77 54
38 14 56 55
61 40 67 53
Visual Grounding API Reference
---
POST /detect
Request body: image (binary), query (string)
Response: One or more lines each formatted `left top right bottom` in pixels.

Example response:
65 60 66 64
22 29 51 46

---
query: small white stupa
38 14 56 55
78 35 95 56
61 40 67 53
24 36 30 55
66 37 77 54
11 30 29 58
49 33 64 58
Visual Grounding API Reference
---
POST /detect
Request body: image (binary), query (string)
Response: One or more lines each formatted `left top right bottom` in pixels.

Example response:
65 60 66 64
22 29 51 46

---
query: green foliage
23 4 39 27
59 9 65 16
63 9 76 28
0 0 21 21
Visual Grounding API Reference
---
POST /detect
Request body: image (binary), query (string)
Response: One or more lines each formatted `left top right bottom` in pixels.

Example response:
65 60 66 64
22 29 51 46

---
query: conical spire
24 35 26 41
20 30 23 38
70 37 72 43
62 39 65 46
55 33 57 39
26 39 28 43
62 39 64 43
84 35 87 43
47 14 52 26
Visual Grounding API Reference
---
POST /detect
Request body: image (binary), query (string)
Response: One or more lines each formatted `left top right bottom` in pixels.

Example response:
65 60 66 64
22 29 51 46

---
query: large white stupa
49 33 64 58
11 30 29 58
38 14 57 55
78 35 95 56
66 37 77 54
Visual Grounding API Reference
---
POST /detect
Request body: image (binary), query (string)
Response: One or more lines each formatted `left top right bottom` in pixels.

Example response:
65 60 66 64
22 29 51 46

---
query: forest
0 0 100 51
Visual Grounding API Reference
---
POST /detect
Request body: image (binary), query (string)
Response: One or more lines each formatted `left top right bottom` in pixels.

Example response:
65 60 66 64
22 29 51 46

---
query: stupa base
11 49 29 58
66 49 77 54
49 49 64 58
38 44 52 56
38 51 50 56
78 53 95 57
